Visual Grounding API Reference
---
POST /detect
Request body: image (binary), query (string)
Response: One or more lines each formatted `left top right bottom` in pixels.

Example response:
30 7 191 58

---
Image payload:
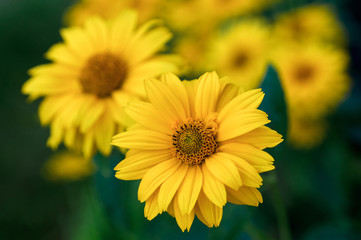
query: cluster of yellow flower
21 0 350 231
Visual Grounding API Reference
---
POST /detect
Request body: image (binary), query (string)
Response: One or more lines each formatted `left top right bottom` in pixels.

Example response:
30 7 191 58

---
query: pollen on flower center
171 119 218 165
232 52 249 68
293 64 315 83
79 52 128 98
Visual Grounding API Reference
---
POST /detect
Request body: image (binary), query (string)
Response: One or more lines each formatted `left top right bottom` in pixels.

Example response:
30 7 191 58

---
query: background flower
22 11 180 158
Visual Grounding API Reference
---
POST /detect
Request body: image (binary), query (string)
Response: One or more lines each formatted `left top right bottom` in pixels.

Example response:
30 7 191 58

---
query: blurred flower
112 72 282 231
64 0 162 26
287 115 327 149
272 43 350 120
273 4 346 45
22 11 180 158
206 19 271 90
43 151 95 181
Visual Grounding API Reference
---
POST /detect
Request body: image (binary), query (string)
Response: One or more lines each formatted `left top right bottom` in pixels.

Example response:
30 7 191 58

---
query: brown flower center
171 119 218 165
293 64 315 83
232 51 249 68
79 53 128 98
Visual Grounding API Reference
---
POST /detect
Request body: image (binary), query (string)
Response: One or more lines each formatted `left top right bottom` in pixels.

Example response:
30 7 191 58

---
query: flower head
112 72 282 231
22 11 180 158
272 43 350 119
274 4 345 45
206 19 271 90
42 151 95 181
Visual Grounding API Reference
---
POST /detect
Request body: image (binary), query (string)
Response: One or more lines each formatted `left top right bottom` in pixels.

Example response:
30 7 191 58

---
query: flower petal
144 188 162 220
226 186 263 206
201 164 227 207
196 191 223 227
174 194 195 232
195 72 221 119
158 163 188 211
112 129 170 150
115 149 172 180
138 159 180 202
205 153 242 190
217 109 270 141
145 78 187 123
177 165 203 215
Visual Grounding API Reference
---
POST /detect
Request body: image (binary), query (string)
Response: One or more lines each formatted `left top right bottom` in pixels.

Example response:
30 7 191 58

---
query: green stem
271 175 292 240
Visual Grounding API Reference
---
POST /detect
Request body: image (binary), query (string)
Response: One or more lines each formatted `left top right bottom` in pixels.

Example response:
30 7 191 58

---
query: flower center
79 53 128 98
171 119 218 165
232 51 249 68
293 64 315 83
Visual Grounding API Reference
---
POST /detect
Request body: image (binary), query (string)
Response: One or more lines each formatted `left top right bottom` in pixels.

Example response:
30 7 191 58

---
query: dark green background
1 0 361 239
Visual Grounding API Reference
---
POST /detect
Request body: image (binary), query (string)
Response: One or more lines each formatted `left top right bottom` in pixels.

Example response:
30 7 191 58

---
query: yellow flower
273 4 345 45
272 43 350 119
43 151 95 181
112 72 283 231
287 115 327 149
22 11 180 158
206 19 271 90
64 0 162 26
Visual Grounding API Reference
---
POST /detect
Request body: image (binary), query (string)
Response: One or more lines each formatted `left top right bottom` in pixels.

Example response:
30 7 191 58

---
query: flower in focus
43 151 95 181
206 19 271 90
64 0 162 26
112 72 283 231
272 43 350 120
22 11 180 158
273 4 346 45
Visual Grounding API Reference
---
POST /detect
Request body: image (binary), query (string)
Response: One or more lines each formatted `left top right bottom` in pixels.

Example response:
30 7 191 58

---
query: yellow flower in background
272 43 350 120
22 11 180 158
274 4 345 45
112 72 283 231
287 115 327 149
64 0 162 26
206 19 271 90
43 151 95 181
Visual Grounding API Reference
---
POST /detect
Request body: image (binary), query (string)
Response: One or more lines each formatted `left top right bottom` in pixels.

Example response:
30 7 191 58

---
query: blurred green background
1 0 361 239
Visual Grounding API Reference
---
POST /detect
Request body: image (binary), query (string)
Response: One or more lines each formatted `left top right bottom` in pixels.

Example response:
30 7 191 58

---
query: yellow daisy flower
206 19 271 90
287 115 327 149
273 4 345 45
272 43 350 119
22 11 180 158
42 151 95 181
64 0 162 26
112 72 283 231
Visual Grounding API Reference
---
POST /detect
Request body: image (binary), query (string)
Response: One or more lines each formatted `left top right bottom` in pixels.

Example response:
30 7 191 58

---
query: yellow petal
219 143 275 173
144 78 187 123
158 164 188 211
173 195 195 232
228 126 283 149
82 130 94 159
144 188 162 220
112 129 170 150
218 89 264 123
216 83 241 112
138 159 180 202
195 72 220 119
217 109 270 141
217 152 263 188
79 99 105 132
182 79 199 117
201 164 227 207
197 191 223 227
45 43 81 67
94 111 114 156
83 16 108 52
60 26 94 60
205 153 242 190
114 149 172 180
177 165 203 215
125 101 171 135
227 186 263 206
38 95 74 125
109 10 137 53
161 73 190 117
